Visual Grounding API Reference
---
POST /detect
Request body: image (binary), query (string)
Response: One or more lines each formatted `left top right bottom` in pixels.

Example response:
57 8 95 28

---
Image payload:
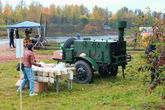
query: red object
162 96 165 100
109 32 117 35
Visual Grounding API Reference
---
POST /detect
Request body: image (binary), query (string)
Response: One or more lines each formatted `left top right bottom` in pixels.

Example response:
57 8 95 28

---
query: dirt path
0 44 51 62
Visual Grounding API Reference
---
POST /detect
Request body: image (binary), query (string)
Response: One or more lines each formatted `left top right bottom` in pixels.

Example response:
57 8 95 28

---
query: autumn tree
15 3 28 22
90 6 110 31
80 15 89 26
56 6 62 24
131 10 165 99
0 0 4 24
116 7 136 28
0 3 137 35
108 14 117 28
3 4 13 24
26 2 43 22
49 4 56 23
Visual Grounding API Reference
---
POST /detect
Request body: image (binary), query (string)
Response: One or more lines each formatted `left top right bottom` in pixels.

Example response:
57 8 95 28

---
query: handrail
112 54 131 65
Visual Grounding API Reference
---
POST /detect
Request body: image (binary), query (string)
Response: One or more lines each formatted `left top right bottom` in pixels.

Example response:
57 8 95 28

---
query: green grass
33 41 60 55
0 25 10 28
0 46 164 110
0 36 8 39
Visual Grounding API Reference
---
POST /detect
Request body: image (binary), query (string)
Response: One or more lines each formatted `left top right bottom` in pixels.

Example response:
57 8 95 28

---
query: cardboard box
34 81 48 92
53 50 62 59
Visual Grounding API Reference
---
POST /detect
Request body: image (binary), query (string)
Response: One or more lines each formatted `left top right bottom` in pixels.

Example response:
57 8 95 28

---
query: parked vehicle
53 21 131 84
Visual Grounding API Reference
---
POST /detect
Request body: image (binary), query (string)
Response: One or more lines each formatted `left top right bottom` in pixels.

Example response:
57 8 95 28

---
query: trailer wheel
110 66 118 76
75 60 93 84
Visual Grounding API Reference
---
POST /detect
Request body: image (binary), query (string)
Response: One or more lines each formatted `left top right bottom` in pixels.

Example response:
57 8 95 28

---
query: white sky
1 0 165 13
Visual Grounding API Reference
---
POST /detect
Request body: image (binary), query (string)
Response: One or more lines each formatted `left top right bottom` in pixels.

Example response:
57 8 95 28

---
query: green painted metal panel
65 48 74 61
116 21 127 28
73 39 127 66
78 56 99 71
74 40 112 64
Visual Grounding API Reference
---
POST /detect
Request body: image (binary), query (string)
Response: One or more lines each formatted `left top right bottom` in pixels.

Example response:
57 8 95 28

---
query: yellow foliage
111 14 117 19
4 5 13 16
141 33 151 50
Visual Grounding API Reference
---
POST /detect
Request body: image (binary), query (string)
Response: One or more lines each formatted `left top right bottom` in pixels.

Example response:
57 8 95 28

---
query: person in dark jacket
145 44 159 84
25 28 32 40
15 28 19 39
17 43 42 96
9 29 15 48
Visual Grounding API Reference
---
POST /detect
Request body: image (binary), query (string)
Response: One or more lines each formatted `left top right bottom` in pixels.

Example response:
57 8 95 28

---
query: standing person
76 33 81 40
15 28 19 39
9 29 15 48
25 28 30 40
145 44 157 84
17 43 42 96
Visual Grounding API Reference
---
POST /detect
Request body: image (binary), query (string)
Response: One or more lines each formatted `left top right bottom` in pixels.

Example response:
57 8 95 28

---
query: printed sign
16 39 24 58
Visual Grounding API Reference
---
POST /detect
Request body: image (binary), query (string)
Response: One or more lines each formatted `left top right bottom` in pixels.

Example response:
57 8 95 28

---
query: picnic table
32 64 75 92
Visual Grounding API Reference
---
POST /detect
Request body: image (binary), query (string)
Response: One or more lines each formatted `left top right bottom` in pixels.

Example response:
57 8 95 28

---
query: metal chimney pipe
117 21 127 42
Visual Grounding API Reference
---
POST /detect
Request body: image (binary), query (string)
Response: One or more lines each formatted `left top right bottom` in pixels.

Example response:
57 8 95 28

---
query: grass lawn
33 41 60 55
0 25 11 28
0 45 164 110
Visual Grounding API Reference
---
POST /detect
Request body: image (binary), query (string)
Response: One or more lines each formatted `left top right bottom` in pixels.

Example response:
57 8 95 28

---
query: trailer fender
77 57 99 71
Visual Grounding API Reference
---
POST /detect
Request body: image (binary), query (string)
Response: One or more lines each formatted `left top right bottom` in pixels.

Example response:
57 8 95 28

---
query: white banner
16 39 24 58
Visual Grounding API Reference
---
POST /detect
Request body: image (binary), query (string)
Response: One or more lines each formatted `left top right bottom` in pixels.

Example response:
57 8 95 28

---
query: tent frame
7 21 47 48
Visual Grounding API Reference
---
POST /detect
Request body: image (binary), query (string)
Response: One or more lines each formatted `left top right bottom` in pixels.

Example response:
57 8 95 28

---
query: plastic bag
16 63 24 71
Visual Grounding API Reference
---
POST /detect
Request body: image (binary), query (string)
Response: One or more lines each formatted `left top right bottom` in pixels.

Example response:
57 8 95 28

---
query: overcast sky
1 0 165 13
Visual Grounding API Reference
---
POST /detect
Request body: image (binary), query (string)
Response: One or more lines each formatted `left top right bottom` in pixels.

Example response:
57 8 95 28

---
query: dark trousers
9 39 15 48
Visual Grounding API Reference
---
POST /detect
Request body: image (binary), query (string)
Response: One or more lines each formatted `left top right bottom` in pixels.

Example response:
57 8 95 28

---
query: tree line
0 1 165 34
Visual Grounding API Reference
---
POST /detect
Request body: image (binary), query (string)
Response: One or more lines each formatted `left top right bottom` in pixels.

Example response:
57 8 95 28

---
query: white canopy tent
7 21 47 48
7 21 41 39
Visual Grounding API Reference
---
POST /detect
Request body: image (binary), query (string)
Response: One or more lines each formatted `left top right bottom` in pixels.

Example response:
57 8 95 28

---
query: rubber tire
75 60 93 84
63 38 76 49
110 66 118 76
62 38 76 59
